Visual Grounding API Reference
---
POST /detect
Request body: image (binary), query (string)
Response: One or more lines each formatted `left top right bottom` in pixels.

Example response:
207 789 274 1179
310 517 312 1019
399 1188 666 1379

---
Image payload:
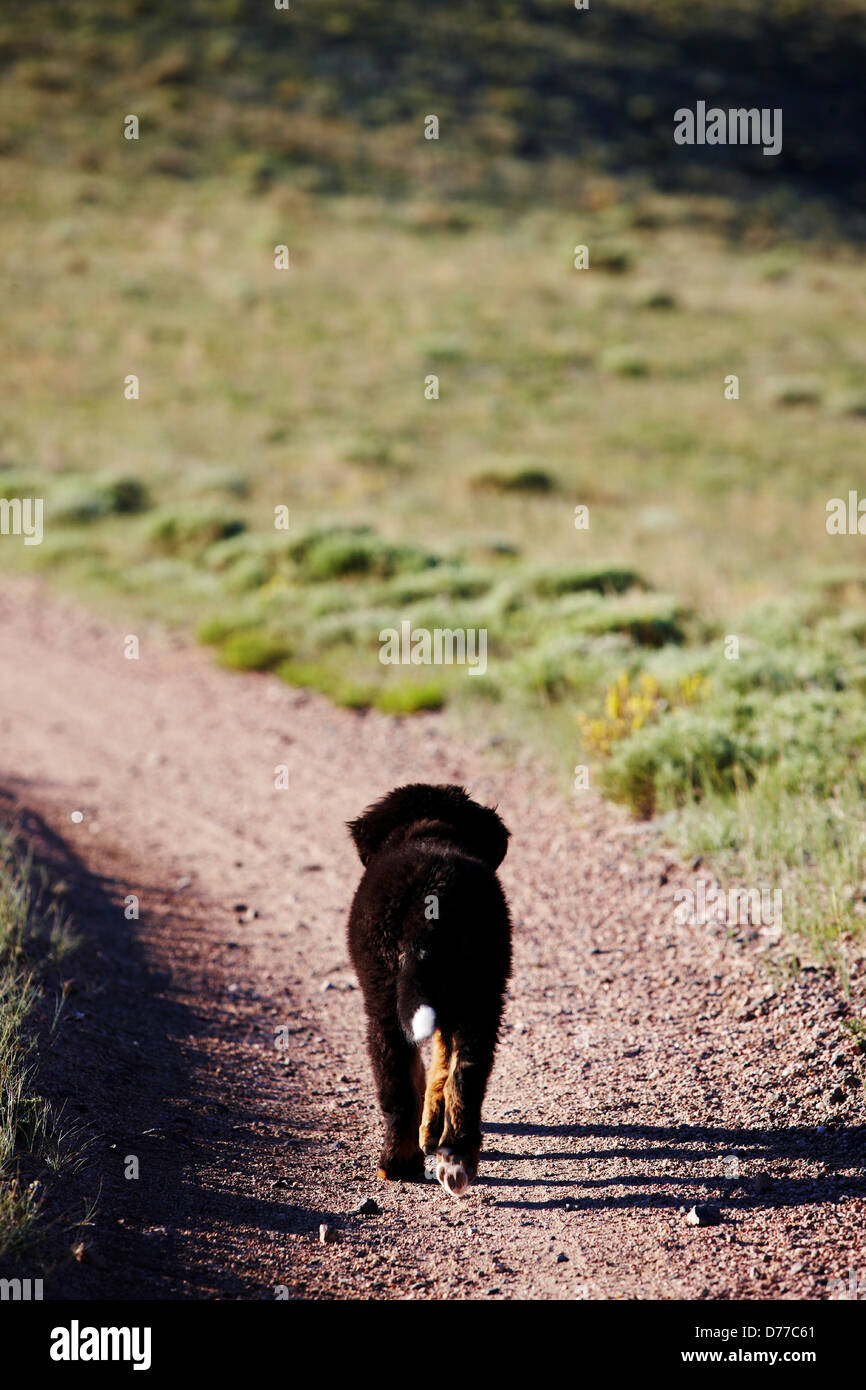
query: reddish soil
0 578 864 1300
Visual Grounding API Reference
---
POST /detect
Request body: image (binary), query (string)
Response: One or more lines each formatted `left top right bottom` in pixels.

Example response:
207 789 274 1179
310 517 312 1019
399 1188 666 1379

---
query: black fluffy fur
346 783 512 1186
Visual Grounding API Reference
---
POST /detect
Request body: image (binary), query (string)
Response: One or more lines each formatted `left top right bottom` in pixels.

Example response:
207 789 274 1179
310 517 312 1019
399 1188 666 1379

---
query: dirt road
0 578 863 1300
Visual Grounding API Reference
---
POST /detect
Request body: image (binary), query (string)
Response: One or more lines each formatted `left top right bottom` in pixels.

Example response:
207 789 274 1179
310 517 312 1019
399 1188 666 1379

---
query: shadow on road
483 1120 866 1211
0 787 304 1299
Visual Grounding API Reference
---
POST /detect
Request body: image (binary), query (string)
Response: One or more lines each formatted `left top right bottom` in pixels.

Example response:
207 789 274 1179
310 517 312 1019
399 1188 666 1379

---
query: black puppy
346 783 512 1196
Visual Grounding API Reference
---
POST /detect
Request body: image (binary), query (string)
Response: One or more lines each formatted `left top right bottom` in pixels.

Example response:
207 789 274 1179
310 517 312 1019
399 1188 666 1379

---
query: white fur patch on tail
411 1004 436 1041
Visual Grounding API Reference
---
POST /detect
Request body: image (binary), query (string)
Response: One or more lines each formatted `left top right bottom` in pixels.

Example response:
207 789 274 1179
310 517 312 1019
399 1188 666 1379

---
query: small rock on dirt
354 1197 381 1216
319 1224 339 1245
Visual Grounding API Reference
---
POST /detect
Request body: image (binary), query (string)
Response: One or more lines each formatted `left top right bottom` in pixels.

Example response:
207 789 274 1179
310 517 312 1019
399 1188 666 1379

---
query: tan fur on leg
436 1045 480 1196
419 1029 450 1153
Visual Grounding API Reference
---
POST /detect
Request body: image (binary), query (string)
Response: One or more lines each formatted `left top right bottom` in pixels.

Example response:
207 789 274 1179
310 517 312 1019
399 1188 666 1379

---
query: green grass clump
571 596 688 648
532 563 643 598
380 566 493 604
592 243 635 274
51 474 150 525
827 390 866 418
148 508 246 553
374 681 445 715
51 488 112 525
600 710 751 819
289 527 436 582
636 286 677 310
276 660 375 709
101 476 150 514
0 1175 44 1259
0 472 37 501
219 555 272 593
470 468 557 495
421 335 467 363
600 345 650 378
196 614 249 645
766 377 823 408
217 628 290 671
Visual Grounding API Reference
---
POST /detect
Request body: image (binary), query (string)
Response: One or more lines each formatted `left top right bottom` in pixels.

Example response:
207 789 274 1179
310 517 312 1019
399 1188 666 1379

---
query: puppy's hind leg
370 1021 425 1181
419 1028 450 1175
436 1029 497 1198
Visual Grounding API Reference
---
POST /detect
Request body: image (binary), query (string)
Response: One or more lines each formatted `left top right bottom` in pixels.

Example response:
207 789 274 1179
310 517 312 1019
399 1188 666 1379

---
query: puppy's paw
435 1148 471 1198
376 1147 424 1182
424 1154 439 1182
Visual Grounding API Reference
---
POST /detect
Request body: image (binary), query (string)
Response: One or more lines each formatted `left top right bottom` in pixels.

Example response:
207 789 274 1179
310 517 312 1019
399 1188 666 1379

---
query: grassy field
0 823 85 1261
2 1 866 973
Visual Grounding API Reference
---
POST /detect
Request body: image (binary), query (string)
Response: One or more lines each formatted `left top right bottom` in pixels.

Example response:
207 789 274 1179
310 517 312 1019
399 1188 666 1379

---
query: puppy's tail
397 949 437 1043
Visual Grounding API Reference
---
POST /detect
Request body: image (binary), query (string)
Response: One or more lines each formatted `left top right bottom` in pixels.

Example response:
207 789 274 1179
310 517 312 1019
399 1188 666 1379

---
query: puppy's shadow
480 1120 866 1212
